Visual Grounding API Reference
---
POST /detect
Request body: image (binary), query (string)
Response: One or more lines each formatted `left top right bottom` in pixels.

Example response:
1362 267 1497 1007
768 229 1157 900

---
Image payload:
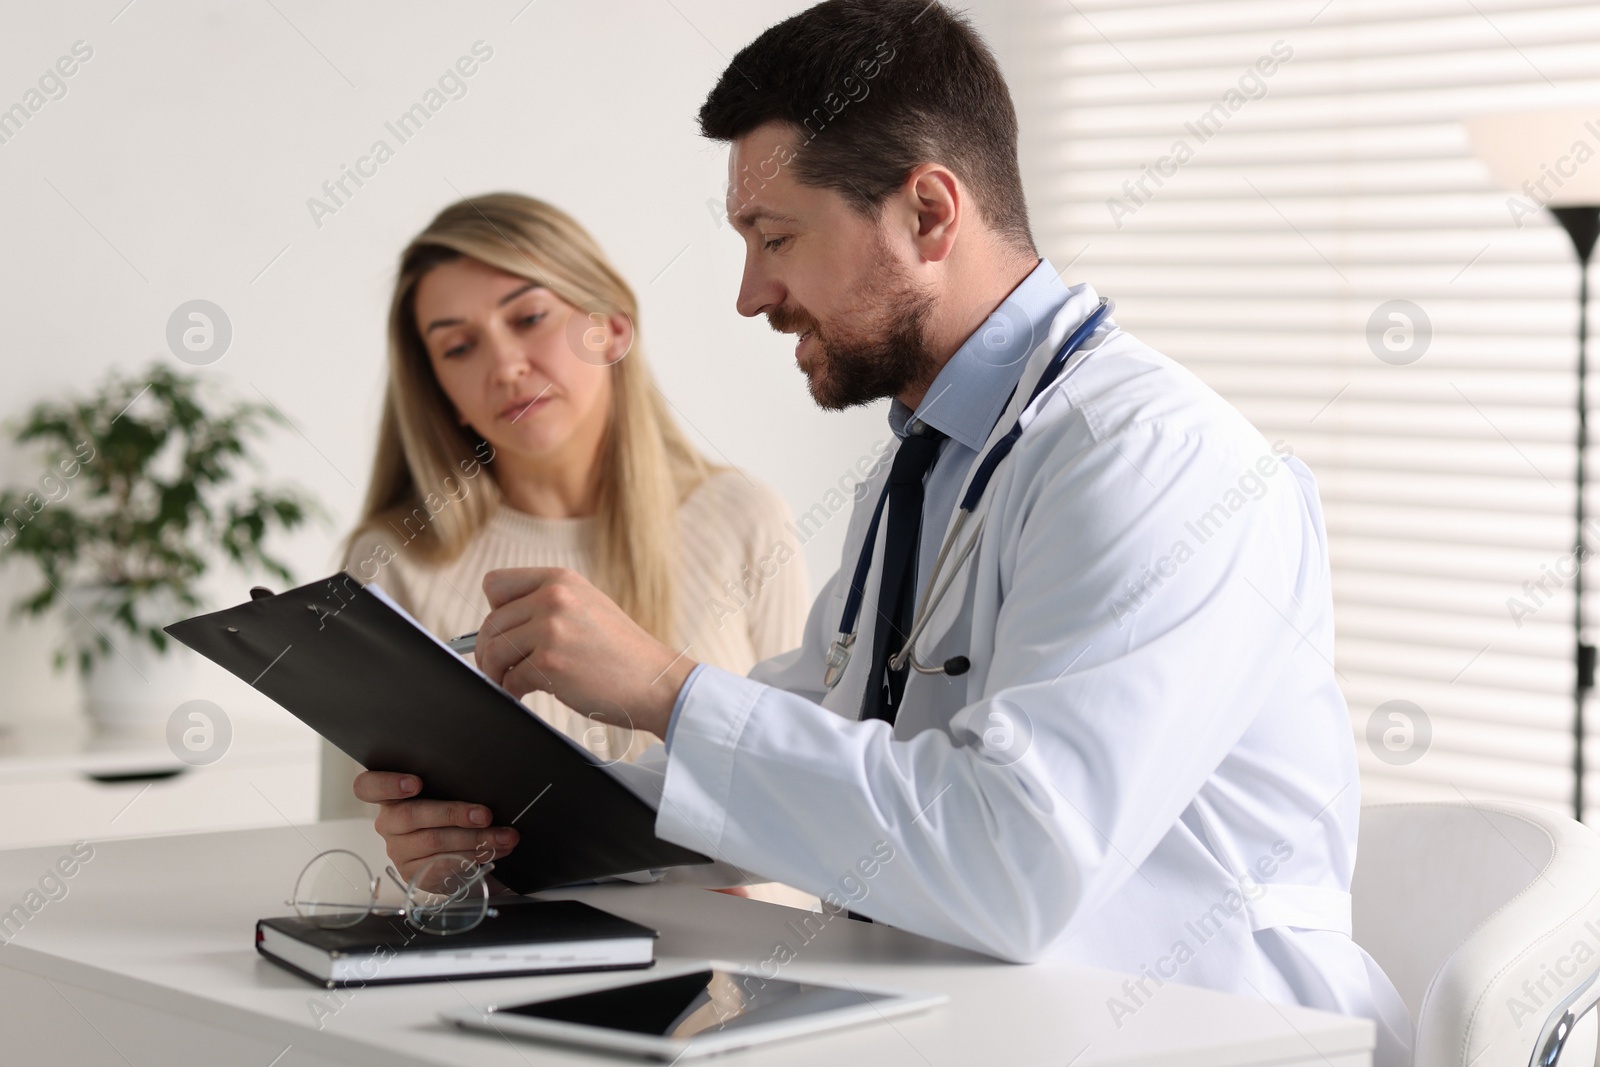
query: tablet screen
499 969 893 1038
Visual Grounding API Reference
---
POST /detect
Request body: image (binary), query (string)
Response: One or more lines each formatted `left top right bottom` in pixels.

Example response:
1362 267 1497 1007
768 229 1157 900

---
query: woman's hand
475 567 697 738
353 770 520 885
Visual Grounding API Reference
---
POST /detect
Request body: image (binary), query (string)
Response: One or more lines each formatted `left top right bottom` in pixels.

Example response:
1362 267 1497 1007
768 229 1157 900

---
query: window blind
1007 0 1600 819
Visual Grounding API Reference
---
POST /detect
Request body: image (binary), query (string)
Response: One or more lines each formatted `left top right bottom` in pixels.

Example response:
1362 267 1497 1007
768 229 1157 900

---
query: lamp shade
1466 108 1600 206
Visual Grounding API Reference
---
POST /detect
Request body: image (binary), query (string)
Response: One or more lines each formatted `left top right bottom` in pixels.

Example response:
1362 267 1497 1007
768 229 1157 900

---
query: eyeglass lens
404 853 490 935
291 849 377 929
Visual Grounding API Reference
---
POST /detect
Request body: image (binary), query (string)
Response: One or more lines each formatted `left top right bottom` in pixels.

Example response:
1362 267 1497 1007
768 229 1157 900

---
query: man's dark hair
698 0 1035 254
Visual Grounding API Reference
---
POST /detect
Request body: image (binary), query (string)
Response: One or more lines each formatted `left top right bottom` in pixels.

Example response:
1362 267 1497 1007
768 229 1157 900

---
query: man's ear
901 163 961 264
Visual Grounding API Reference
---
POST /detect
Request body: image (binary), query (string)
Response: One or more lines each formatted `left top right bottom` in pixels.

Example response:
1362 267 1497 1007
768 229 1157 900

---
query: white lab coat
620 284 1412 1064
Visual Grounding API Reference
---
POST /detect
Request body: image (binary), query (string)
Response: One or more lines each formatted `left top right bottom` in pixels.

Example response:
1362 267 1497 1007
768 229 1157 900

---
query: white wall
0 0 1018 723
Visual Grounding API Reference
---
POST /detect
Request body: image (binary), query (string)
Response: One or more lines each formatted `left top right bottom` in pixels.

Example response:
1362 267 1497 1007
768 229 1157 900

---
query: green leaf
0 359 328 673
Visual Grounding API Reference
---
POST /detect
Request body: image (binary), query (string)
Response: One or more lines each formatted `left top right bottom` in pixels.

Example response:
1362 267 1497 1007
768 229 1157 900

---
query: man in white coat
356 2 1410 1061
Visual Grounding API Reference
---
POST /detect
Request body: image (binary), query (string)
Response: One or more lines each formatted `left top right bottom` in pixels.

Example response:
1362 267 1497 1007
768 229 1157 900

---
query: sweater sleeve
741 483 810 662
342 524 418 609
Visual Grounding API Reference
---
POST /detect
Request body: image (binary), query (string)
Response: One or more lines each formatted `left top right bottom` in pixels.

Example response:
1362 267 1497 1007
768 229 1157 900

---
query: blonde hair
347 193 716 645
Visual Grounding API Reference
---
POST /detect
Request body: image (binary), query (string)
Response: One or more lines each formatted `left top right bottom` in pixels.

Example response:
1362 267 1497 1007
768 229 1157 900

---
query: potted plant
0 362 321 729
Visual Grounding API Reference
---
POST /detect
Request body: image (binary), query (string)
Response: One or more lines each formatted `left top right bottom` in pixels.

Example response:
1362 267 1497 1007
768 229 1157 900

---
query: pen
447 630 478 654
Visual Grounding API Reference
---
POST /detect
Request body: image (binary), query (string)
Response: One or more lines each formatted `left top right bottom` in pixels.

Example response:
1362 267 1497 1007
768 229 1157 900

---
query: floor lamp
1468 109 1600 822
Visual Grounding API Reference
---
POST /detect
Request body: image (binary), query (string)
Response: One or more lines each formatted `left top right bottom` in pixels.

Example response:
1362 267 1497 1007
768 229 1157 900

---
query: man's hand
354 770 519 886
475 567 697 738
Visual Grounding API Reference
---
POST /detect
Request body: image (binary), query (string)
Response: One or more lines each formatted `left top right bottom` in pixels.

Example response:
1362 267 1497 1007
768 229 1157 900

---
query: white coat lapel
910 287 1111 652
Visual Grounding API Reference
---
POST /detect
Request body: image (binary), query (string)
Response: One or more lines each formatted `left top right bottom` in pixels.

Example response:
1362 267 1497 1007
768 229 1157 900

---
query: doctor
356 1 1410 1061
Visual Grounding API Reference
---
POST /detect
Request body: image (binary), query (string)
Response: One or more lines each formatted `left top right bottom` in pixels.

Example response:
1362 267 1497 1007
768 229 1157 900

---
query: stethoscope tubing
889 508 984 673
827 296 1114 688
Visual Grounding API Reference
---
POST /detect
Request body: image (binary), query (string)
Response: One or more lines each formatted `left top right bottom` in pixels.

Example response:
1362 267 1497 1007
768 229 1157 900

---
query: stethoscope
822 297 1114 690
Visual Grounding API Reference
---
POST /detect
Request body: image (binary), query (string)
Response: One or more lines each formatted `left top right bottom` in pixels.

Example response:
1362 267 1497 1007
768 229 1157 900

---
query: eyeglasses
287 849 499 936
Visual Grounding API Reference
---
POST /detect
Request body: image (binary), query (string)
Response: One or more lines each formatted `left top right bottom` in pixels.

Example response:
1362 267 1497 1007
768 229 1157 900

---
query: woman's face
412 256 628 466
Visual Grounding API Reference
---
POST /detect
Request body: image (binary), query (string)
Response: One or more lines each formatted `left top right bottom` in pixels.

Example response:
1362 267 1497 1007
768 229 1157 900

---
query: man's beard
766 254 938 411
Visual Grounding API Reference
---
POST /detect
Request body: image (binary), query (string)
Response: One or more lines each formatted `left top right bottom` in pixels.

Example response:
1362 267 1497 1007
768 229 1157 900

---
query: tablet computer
440 961 946 1061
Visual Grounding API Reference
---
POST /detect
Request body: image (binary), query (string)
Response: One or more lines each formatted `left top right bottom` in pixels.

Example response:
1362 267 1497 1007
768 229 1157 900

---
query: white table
0 819 1373 1066
0 710 318 850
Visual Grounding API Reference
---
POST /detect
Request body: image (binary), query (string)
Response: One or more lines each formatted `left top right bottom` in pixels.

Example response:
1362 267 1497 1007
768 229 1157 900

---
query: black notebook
165 572 709 893
257 898 657 988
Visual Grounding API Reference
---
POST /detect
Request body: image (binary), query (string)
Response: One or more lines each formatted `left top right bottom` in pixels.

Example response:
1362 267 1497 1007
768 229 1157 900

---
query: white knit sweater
318 468 810 820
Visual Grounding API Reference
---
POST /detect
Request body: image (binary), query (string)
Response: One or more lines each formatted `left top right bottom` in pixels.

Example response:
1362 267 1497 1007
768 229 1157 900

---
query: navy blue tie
862 423 947 725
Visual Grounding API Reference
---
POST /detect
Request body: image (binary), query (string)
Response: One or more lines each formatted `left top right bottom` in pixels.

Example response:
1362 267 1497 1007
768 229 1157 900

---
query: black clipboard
165 572 709 893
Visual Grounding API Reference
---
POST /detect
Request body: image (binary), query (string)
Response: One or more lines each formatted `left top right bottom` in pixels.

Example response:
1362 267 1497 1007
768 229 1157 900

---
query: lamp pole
1552 205 1599 823
1464 111 1600 822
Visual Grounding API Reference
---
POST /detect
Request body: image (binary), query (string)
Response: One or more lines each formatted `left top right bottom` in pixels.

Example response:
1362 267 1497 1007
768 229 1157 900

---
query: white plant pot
80 637 194 732
65 589 195 732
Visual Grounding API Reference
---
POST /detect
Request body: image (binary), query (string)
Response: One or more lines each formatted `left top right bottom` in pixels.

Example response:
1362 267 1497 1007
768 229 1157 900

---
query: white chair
1352 801 1600 1067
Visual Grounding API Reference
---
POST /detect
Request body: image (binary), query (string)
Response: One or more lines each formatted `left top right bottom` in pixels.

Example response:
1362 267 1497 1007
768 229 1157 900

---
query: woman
320 193 808 833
